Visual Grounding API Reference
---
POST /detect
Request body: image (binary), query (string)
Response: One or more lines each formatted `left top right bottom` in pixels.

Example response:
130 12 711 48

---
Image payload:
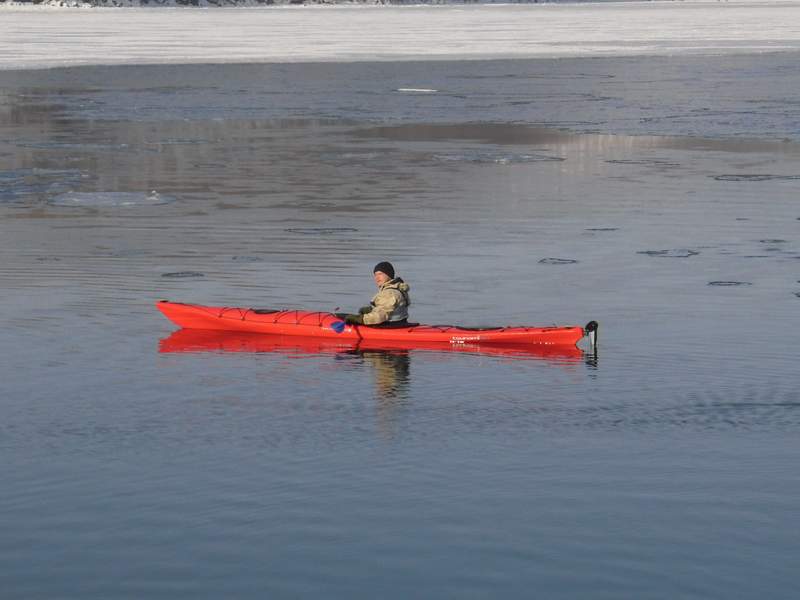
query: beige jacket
362 278 411 325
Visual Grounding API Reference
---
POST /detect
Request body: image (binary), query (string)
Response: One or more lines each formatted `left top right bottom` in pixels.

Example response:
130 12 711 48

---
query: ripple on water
49 191 176 208
708 281 752 287
713 174 800 182
638 249 700 258
539 258 579 265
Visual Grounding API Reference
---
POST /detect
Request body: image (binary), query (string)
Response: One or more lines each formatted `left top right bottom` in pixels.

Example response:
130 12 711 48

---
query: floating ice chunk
713 174 800 182
638 249 700 258
606 159 680 167
396 88 438 93
285 227 358 235
539 258 578 265
50 191 176 207
161 271 205 278
0 168 86 203
433 151 564 165
232 256 264 262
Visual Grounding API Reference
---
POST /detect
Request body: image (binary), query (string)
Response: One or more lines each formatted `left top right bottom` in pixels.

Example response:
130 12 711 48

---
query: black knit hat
373 261 395 279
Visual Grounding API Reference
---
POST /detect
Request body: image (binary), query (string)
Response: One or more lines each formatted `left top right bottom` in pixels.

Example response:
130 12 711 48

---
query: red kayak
157 300 597 349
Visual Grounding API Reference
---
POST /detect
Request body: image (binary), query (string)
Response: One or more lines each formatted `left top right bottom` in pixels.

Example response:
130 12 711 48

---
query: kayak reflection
159 330 594 418
158 328 588 362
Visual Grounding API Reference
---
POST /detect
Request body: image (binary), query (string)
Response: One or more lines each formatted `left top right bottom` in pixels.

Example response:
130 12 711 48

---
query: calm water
2 57 800 599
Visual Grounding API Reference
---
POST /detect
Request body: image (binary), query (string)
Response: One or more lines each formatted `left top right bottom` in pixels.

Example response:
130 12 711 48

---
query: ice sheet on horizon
1 1 800 70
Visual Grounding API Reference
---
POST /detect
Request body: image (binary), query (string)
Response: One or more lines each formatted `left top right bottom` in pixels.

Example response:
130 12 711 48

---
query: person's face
374 271 391 287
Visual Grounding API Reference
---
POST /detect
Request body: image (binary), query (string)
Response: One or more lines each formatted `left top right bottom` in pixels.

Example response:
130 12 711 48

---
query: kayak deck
156 300 593 347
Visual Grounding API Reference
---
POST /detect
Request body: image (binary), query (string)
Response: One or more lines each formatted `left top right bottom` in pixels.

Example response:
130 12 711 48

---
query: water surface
2 57 799 599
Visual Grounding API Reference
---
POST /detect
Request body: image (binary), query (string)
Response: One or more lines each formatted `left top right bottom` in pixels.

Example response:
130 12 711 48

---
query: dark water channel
2 57 800 599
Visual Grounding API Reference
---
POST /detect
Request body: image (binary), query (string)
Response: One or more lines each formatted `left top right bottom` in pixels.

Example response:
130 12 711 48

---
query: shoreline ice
2 0 795 6
1 1 800 70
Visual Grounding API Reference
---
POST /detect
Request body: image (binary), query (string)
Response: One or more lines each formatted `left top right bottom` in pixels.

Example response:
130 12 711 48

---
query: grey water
2 56 800 599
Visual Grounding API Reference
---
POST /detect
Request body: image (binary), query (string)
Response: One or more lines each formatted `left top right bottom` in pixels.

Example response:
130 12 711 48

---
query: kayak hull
156 300 588 347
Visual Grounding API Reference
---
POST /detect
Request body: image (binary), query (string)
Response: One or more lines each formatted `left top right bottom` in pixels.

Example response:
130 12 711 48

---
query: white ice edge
1 1 800 70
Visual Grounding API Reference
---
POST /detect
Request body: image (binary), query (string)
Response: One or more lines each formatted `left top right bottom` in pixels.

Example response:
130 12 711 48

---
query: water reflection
159 329 593 430
358 349 411 401
335 349 412 437
159 328 588 363
355 122 800 157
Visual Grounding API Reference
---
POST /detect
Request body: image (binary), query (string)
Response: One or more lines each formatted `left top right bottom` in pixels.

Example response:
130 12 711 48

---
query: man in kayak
340 261 411 327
